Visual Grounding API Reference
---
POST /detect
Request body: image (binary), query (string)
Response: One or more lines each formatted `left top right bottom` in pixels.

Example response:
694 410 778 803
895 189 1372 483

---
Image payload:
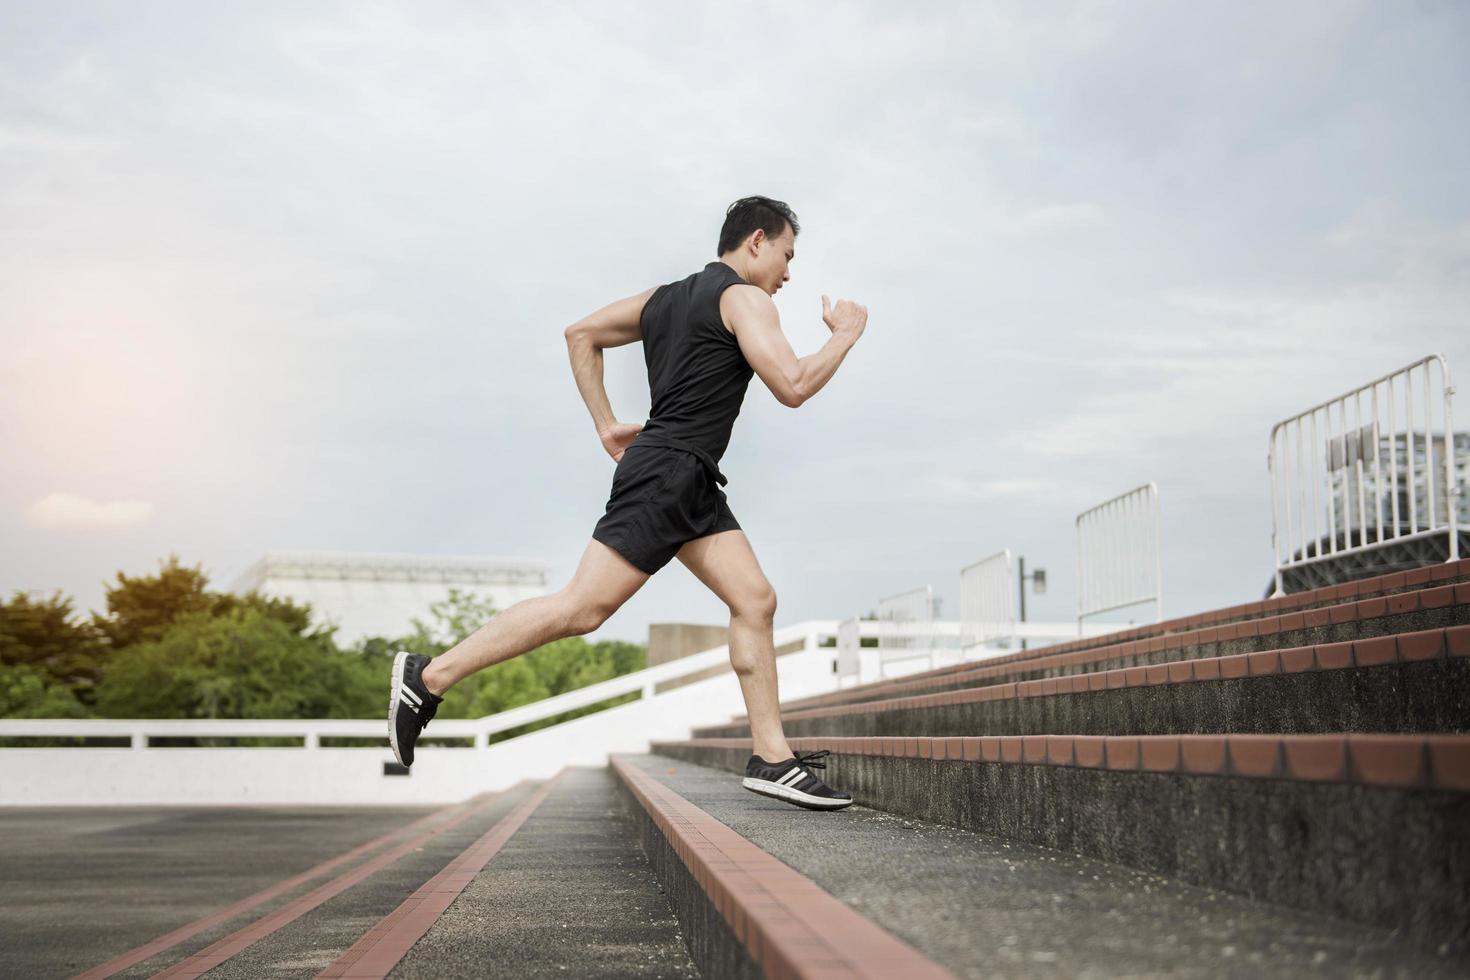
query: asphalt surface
0 802 437 979
179 783 542 980
391 766 698 979
630 752 1470 980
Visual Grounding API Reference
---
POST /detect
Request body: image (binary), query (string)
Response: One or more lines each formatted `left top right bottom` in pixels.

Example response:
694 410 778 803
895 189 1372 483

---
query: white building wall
230 551 550 645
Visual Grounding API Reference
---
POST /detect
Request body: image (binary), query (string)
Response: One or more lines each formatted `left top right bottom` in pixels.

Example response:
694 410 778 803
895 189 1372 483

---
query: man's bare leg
675 530 792 762
420 539 650 696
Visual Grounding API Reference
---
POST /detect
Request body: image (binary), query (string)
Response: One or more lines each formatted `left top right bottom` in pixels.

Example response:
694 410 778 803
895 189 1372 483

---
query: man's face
750 226 795 295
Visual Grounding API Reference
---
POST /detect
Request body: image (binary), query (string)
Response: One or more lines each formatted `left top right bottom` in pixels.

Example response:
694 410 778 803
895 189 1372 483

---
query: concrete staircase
34 560 1470 979
651 559 1470 976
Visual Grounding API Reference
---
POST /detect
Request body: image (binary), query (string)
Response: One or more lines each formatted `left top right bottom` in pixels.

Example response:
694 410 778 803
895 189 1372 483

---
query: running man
388 195 868 810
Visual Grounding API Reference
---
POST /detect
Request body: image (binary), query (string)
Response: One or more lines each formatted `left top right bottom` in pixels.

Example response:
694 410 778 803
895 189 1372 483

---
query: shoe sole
741 776 854 810
388 650 409 767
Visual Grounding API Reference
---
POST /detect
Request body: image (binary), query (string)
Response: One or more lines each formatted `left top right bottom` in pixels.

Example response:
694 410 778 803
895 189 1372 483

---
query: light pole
1017 555 1047 651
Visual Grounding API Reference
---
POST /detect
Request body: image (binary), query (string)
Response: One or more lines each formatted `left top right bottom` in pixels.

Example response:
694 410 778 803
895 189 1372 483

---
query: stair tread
390 766 698 980
631 751 1463 978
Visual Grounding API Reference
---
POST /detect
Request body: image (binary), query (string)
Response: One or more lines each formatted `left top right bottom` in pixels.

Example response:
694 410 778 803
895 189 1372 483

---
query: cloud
26 493 154 530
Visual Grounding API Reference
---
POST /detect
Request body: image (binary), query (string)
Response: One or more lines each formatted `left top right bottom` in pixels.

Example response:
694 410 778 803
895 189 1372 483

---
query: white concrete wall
256 576 547 647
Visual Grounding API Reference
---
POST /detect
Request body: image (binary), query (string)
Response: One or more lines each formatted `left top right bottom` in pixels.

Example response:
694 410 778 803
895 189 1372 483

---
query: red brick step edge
659 734 1470 792
610 754 956 980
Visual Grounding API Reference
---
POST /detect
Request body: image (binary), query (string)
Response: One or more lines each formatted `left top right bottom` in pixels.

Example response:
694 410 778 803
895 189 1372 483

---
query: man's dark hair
717 195 800 256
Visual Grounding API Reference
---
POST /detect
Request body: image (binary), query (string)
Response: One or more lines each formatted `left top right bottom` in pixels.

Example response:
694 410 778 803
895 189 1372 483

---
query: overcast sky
2 1 1468 647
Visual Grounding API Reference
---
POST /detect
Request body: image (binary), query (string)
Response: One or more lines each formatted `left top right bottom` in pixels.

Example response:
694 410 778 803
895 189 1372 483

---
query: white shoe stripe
400 683 422 705
777 768 805 787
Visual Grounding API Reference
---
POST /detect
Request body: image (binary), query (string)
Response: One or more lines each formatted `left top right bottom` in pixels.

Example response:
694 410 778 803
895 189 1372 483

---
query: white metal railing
0 621 837 750
958 549 1015 650
1268 354 1460 595
1076 483 1163 632
876 586 935 651
832 619 1121 684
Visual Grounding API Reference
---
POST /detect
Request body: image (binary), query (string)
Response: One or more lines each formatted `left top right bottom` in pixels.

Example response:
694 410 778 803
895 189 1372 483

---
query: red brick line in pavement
610 754 957 980
314 771 565 979
661 734 1470 792
773 559 1470 716
70 796 478 980
144 787 521 980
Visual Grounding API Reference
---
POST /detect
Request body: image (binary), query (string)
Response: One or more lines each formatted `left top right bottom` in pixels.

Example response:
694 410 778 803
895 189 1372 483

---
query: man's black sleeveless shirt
630 261 754 485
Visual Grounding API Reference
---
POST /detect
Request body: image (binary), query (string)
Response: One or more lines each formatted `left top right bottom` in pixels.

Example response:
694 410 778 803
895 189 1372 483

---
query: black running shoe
388 651 443 767
742 749 853 810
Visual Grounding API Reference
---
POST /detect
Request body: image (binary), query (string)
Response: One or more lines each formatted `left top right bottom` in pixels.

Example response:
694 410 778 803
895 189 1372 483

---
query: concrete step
694 630 1470 740
779 559 1470 717
651 734 1470 962
750 588 1469 721
621 750 1466 978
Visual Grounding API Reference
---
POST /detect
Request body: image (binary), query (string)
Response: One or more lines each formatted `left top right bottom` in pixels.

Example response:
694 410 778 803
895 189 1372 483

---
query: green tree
402 587 501 653
0 661 93 719
0 589 107 705
93 606 368 720
213 590 322 638
90 554 216 650
91 554 323 650
375 588 648 729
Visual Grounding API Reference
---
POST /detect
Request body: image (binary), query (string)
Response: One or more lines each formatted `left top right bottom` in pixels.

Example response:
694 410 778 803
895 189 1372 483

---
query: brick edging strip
144 788 519 979
700 625 1470 730
657 735 1470 792
610 754 956 980
313 772 564 979
69 800 473 980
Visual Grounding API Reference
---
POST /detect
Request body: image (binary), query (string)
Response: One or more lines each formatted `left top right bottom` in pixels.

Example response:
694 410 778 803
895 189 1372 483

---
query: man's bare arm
721 284 867 408
564 287 656 460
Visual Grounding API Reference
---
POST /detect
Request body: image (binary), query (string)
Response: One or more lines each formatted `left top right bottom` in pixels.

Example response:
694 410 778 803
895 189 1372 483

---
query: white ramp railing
1076 483 1163 633
1268 354 1459 595
959 549 1014 651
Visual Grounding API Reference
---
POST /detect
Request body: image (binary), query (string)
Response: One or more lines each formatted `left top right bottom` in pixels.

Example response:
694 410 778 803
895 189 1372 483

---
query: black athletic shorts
591 443 741 574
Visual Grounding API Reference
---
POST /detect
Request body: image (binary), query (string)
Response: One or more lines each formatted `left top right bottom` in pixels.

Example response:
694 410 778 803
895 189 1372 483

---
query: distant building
230 551 550 645
1327 430 1469 537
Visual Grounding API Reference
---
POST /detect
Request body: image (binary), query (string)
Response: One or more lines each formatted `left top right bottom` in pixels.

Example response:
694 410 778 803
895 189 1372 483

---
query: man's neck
717 255 752 282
